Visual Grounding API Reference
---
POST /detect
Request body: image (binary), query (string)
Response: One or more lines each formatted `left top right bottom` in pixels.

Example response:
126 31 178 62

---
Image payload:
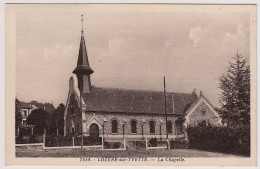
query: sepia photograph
5 3 257 166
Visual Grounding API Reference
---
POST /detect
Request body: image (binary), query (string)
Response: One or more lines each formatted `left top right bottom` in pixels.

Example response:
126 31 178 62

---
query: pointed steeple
73 14 94 93
73 32 93 75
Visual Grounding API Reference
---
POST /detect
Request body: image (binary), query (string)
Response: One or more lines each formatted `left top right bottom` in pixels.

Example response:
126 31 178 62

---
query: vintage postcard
5 3 257 166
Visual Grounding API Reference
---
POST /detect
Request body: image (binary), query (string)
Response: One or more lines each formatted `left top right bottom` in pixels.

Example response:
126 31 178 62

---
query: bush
16 135 43 144
104 142 122 149
187 125 250 156
19 127 31 136
170 139 189 149
126 141 146 150
74 136 102 146
16 135 29 144
149 137 157 147
29 135 39 143
45 135 73 147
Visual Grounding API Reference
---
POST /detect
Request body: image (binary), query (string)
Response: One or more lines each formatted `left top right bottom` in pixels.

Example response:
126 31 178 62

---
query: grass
16 147 242 158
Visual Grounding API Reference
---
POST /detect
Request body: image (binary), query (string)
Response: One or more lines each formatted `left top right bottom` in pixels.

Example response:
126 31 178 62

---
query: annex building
63 27 222 141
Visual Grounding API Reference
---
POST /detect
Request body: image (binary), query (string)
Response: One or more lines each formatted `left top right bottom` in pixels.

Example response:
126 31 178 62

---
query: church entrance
89 123 99 138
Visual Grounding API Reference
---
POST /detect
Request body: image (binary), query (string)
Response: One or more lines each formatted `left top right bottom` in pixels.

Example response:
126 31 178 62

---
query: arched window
71 119 75 135
199 120 207 127
167 121 172 133
150 121 155 134
131 120 137 133
112 120 118 133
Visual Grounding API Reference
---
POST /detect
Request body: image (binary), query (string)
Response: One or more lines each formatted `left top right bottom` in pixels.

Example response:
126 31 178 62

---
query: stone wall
188 100 220 126
84 112 179 136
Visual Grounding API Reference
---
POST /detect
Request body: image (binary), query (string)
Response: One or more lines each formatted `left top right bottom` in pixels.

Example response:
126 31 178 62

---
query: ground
16 146 242 158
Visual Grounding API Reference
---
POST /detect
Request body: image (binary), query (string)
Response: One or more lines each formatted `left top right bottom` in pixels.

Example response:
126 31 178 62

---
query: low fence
43 135 103 149
42 134 126 150
15 143 44 147
15 134 187 151
145 137 169 150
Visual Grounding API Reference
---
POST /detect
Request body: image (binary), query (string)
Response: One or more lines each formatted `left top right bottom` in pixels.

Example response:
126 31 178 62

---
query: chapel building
63 26 222 141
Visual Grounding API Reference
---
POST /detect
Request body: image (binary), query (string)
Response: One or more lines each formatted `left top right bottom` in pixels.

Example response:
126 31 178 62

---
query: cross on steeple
73 14 94 94
81 14 84 34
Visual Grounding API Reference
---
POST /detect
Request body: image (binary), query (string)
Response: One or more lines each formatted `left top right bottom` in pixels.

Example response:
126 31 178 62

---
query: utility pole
80 81 83 149
164 76 169 149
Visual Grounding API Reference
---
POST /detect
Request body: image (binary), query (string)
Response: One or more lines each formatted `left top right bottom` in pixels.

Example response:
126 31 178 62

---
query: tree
27 108 49 135
49 103 65 135
219 53 250 127
15 99 22 130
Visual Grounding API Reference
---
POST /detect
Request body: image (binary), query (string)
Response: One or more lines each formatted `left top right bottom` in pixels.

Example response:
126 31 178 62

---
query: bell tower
72 14 94 94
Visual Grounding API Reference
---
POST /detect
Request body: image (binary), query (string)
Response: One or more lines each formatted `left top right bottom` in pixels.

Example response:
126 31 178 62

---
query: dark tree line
219 53 250 127
27 103 65 135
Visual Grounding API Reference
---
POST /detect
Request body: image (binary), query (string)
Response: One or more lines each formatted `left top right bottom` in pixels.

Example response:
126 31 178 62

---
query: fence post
145 137 148 150
72 137 75 147
124 137 126 150
102 136 104 150
43 133 45 149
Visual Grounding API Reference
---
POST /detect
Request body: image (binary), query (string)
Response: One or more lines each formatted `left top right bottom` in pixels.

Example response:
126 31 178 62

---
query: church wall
84 112 179 137
188 100 220 126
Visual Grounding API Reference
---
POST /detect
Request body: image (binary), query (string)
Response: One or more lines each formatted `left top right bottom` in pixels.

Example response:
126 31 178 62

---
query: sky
15 4 251 108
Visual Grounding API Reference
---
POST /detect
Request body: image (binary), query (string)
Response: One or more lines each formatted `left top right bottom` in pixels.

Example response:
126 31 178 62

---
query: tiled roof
18 101 31 109
16 99 54 113
83 86 198 114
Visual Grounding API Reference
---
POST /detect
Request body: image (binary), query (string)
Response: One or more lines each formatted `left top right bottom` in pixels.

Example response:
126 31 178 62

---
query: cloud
43 43 77 62
220 23 249 56
189 23 249 57
189 26 209 47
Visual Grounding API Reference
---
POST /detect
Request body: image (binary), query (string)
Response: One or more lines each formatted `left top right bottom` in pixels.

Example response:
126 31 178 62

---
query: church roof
82 86 198 115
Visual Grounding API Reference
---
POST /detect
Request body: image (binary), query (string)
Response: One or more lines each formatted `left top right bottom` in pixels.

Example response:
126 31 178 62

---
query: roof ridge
91 86 195 95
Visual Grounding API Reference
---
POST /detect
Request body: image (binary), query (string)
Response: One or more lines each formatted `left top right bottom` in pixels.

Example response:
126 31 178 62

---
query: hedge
16 135 43 144
187 125 250 156
104 141 122 149
74 136 102 146
45 135 102 147
149 137 157 147
45 135 73 147
170 138 189 149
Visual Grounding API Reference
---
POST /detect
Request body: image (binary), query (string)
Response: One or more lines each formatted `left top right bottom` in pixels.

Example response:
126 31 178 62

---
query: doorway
89 123 99 137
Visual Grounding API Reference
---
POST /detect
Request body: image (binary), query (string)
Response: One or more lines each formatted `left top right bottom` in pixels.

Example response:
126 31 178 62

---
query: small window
23 110 28 117
202 109 206 116
199 120 207 127
131 120 137 133
22 119 27 126
112 120 118 133
150 121 155 134
167 121 172 133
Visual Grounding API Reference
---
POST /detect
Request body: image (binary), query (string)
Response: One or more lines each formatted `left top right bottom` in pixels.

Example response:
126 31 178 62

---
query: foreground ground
16 147 242 158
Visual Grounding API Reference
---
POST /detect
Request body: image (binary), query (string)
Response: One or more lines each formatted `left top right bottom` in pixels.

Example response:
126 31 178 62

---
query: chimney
192 88 196 95
200 91 203 96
